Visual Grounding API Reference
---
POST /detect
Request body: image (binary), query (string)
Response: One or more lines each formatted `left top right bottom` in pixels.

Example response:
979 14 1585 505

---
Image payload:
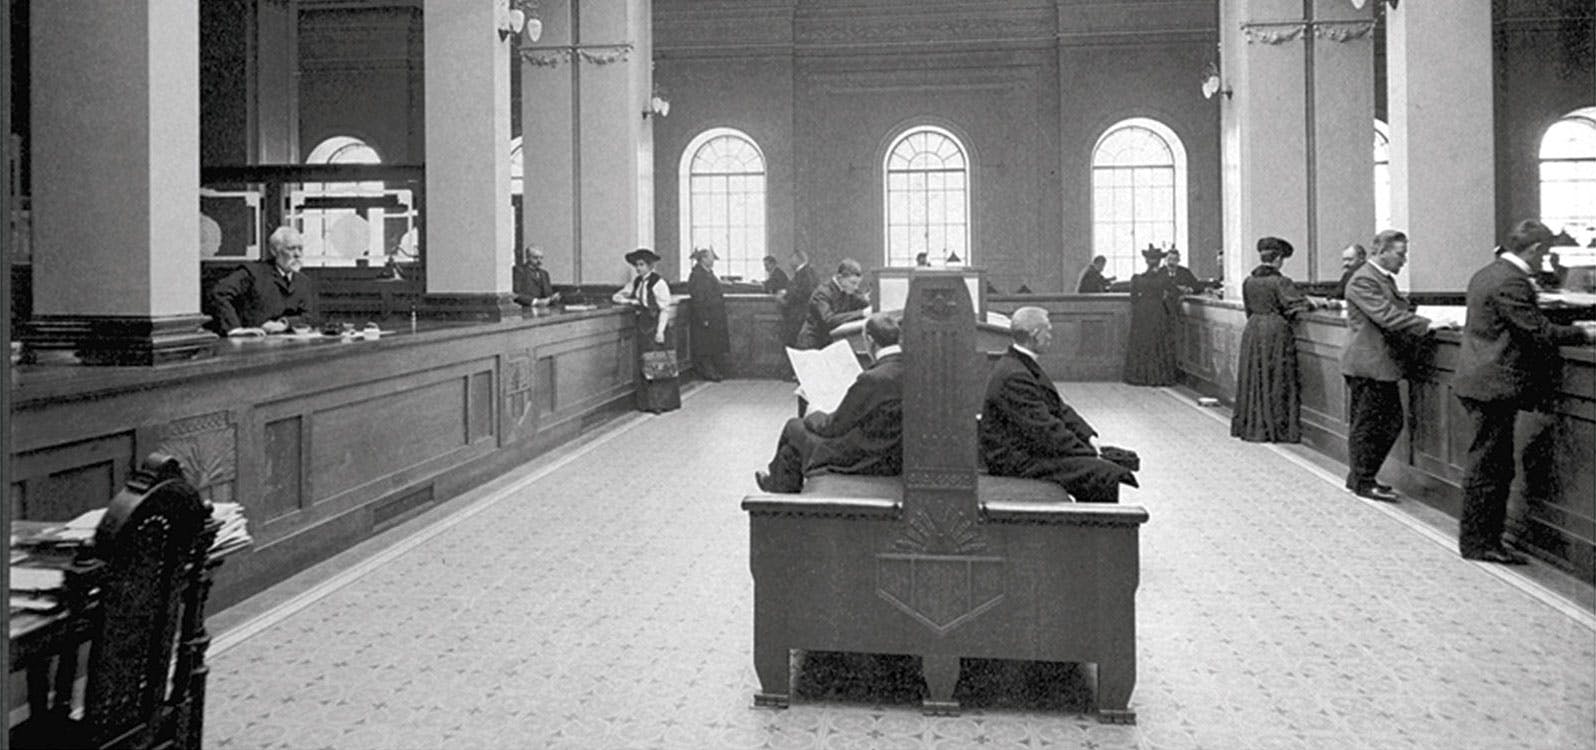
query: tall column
422 0 518 320
26 0 215 365
521 0 579 282
1220 0 1375 294
578 0 653 283
1387 0 1494 292
520 0 653 285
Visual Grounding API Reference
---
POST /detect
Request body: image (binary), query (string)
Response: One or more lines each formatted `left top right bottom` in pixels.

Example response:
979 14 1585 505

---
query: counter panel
1178 297 1596 581
9 308 641 610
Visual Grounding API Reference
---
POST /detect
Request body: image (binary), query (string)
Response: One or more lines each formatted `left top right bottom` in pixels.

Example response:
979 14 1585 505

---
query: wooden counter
1177 297 1596 581
9 307 650 610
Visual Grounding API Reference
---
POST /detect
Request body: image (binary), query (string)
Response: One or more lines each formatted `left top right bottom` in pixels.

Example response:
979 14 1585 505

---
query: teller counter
8 305 663 611
1177 296 1596 581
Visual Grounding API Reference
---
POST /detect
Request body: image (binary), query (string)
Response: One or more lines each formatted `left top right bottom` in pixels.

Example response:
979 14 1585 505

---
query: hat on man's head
625 248 661 265
1141 245 1166 261
1256 236 1295 259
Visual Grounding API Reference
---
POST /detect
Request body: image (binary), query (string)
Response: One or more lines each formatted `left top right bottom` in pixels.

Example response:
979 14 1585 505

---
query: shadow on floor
793 651 1095 712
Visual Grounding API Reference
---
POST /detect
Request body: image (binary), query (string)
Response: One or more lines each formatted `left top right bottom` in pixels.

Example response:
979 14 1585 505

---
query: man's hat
625 248 661 265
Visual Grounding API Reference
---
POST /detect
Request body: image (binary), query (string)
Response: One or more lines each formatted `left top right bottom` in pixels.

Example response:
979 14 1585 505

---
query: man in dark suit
1075 255 1114 293
1340 230 1439 501
796 258 871 350
1453 220 1595 564
756 312 904 493
513 244 559 307
1332 243 1367 299
780 249 820 350
1163 249 1202 293
981 307 1136 503
208 226 319 335
762 256 789 296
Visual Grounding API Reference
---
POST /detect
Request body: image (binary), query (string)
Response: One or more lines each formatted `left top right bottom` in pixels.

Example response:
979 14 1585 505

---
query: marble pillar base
22 314 217 366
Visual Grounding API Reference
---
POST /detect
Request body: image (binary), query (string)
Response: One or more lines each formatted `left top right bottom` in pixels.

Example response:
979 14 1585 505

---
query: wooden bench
742 271 1149 723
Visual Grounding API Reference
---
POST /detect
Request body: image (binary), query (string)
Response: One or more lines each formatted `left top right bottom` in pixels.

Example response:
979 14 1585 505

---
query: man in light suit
755 312 904 493
981 307 1137 503
1341 230 1442 502
1453 220 1596 564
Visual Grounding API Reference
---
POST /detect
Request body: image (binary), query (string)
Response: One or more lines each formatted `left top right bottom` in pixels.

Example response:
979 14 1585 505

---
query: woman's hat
625 248 661 265
1256 236 1295 259
691 247 718 261
1141 245 1167 261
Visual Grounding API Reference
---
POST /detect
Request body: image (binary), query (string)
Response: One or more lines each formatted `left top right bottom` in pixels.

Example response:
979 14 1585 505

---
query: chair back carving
900 271 981 534
82 454 208 744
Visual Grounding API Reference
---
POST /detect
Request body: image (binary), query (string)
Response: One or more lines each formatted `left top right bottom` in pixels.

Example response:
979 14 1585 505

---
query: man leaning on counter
208 226 319 336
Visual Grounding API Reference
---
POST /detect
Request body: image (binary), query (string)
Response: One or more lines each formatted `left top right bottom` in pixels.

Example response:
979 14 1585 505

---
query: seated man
513 244 561 307
796 258 871 350
756 312 903 493
208 226 319 335
982 306 1136 503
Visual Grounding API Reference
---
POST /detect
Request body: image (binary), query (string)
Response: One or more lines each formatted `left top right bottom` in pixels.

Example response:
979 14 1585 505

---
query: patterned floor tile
202 382 1596 750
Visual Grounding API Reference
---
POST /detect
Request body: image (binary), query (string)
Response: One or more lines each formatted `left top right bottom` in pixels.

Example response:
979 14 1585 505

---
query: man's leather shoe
1352 485 1399 502
754 470 774 493
1463 548 1527 565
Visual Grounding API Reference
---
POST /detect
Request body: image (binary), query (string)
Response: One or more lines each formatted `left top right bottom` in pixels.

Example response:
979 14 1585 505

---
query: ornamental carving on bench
878 504 1004 636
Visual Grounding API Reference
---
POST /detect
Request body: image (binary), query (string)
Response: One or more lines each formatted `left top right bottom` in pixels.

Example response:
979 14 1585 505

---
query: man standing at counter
797 259 871 350
1341 230 1436 502
1453 220 1596 564
209 226 319 336
1076 255 1114 293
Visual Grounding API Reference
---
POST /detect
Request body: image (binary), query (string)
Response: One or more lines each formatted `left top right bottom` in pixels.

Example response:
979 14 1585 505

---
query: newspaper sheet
786 340 863 414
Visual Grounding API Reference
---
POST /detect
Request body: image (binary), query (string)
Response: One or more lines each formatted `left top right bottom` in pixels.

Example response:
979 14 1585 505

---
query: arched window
1090 118 1187 282
1540 107 1596 250
679 128 767 281
884 126 970 267
299 135 390 266
1374 120 1391 232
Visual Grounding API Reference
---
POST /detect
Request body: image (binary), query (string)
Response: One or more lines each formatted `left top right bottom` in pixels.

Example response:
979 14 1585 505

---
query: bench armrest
981 500 1149 527
741 495 901 519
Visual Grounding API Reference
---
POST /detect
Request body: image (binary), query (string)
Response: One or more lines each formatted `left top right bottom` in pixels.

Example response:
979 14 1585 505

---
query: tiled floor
203 382 1596 750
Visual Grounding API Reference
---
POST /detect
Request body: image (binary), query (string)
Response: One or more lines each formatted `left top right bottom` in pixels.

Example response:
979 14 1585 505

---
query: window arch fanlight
1539 106 1596 252
883 125 971 268
299 135 388 267
1374 119 1392 233
1090 117 1188 283
678 127 768 282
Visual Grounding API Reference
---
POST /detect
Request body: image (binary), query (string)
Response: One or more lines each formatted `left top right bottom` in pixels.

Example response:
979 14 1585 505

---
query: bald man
980 307 1136 503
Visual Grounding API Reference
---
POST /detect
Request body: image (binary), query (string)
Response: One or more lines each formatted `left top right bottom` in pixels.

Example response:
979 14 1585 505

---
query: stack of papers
209 502 253 557
10 566 66 614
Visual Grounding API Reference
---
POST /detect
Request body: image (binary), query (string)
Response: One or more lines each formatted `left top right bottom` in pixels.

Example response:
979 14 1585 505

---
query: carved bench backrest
900 272 981 551
83 453 209 743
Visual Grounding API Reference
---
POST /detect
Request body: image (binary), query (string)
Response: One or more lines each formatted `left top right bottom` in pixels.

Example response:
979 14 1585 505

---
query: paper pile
210 502 253 558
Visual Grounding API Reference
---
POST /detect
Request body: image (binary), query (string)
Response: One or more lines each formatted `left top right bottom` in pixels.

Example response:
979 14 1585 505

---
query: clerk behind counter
208 226 320 336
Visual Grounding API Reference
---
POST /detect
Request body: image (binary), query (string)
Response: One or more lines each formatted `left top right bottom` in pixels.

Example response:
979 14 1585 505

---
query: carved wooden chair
744 272 1150 723
12 455 212 750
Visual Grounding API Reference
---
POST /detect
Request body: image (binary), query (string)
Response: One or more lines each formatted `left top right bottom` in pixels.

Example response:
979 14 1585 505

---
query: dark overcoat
981 348 1134 502
1453 257 1587 407
687 264 730 357
208 261 318 331
803 352 904 477
797 278 870 350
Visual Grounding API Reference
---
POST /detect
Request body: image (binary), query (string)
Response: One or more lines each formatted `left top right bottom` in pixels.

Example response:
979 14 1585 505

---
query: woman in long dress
1231 236 1319 442
612 248 680 413
686 248 730 382
1123 246 1180 385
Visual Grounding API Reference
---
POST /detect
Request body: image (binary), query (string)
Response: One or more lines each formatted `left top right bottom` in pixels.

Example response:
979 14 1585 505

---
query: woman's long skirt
635 317 680 414
1230 312 1300 442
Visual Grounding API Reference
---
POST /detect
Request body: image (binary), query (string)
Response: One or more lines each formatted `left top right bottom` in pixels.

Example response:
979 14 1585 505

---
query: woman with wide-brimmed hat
1123 244 1180 386
613 248 680 412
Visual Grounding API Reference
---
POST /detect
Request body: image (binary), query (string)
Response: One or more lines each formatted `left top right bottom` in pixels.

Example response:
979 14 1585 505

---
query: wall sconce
1201 62 1232 100
500 0 543 43
1348 0 1398 9
643 89 671 120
